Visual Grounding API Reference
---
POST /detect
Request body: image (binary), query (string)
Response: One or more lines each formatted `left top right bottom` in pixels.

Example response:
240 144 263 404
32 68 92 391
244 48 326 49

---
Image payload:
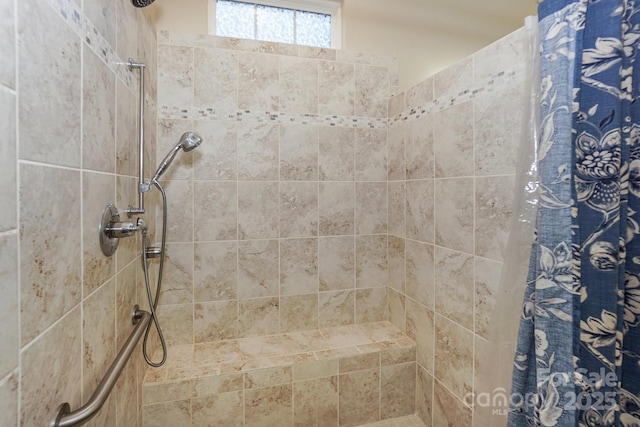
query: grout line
18 297 83 354
316 125 321 331
191 116 196 347
386 123 391 331
277 122 282 336
434 376 473 411
404 292 476 338
235 116 241 341
79 21 85 295
428 90 436 427
352 127 358 324
428 110 438 415
471 55 478 425
14 0 21 421
78 0 86 404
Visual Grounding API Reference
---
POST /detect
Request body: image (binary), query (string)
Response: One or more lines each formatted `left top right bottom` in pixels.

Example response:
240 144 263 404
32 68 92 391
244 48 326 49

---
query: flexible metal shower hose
141 179 169 367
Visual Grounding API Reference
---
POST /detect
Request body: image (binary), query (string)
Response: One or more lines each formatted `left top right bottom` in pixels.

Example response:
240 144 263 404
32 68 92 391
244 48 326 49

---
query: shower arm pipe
51 308 152 427
127 58 147 217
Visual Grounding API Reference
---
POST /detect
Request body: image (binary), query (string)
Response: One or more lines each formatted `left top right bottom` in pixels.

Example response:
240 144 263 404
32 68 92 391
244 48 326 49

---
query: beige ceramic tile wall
155 31 398 345
0 0 158 425
387 28 528 427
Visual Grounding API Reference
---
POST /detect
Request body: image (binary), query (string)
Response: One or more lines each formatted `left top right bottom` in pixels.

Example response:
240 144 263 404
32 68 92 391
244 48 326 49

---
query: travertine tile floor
362 414 427 426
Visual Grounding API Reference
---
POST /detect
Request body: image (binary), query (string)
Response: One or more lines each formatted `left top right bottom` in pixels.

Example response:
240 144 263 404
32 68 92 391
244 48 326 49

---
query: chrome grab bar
51 307 152 427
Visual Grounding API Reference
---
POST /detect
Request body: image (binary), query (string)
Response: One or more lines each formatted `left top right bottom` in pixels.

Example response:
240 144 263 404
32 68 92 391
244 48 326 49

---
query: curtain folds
509 1 640 426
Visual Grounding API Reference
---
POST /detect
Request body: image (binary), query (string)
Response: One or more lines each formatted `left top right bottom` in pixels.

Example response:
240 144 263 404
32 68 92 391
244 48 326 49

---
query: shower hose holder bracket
140 181 151 193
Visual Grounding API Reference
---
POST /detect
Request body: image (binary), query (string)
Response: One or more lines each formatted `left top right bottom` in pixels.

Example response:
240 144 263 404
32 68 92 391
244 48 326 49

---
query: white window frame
208 0 342 49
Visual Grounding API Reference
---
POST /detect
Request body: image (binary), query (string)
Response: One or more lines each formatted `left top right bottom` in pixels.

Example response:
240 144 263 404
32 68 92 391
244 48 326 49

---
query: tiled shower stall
145 27 527 427
0 0 528 425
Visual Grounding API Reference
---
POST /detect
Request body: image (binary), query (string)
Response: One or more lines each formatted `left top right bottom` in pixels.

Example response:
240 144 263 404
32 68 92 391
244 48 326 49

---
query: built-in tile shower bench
142 321 417 427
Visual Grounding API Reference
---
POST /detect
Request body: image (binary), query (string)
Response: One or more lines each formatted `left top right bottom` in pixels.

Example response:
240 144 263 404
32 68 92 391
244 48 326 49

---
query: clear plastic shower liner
474 15 541 425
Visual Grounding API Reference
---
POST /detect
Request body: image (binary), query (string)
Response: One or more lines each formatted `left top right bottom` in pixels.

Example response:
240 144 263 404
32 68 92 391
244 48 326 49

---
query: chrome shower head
152 132 203 181
179 132 203 152
132 0 155 7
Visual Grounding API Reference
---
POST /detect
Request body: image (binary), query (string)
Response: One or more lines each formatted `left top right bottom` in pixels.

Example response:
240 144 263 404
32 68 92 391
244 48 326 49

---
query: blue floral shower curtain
509 0 640 426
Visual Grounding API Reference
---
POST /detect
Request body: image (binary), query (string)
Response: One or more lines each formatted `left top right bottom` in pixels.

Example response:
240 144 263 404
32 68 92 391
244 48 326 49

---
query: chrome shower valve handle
99 204 144 257
104 221 140 238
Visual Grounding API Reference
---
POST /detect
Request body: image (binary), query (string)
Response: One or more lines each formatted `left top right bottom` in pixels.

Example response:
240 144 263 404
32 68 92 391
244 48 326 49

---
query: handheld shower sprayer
152 132 203 181
141 131 202 367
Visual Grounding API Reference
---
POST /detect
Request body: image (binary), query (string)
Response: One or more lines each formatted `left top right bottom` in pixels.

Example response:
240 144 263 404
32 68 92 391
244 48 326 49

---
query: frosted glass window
216 1 255 40
256 5 294 44
296 11 331 48
216 0 334 48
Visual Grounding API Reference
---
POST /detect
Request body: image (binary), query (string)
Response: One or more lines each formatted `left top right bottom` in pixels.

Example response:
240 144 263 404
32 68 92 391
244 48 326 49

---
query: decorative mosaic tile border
391 65 527 126
159 106 389 129
48 0 135 90
159 63 526 129
50 0 82 35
